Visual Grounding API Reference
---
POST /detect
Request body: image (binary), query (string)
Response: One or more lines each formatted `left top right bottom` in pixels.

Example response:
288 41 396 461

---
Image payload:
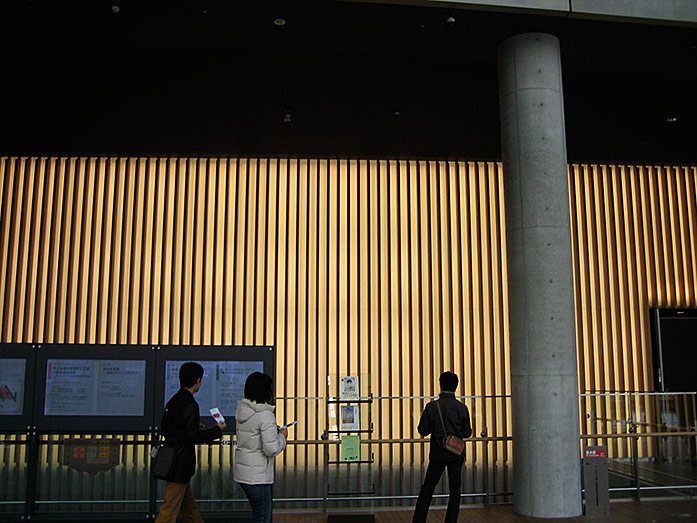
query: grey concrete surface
497 33 582 518
570 0 697 26
418 0 569 15
381 0 697 26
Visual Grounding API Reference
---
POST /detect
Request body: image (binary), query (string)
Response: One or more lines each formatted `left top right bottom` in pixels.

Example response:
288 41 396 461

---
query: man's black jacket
161 388 223 483
417 391 472 462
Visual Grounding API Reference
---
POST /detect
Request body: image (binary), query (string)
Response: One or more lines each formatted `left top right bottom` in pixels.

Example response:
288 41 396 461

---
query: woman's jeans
239 483 273 523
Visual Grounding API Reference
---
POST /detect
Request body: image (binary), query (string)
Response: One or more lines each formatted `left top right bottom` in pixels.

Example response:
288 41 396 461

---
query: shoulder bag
436 400 466 456
151 443 178 480
151 407 182 481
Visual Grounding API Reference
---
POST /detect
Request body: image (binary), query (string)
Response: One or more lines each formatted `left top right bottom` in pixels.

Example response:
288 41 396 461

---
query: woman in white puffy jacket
234 372 287 523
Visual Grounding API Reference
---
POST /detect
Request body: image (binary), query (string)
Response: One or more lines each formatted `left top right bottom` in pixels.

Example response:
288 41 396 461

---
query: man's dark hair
439 371 459 392
179 362 204 388
244 372 274 404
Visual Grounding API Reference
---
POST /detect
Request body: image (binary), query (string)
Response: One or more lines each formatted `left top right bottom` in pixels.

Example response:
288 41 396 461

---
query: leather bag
436 400 466 455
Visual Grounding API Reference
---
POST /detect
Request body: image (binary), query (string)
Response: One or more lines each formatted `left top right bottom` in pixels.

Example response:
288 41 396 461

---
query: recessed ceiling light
666 116 678 123
274 18 286 27
111 5 120 14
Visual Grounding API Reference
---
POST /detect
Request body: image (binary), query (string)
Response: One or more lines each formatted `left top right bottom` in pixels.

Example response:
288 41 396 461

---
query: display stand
324 374 375 518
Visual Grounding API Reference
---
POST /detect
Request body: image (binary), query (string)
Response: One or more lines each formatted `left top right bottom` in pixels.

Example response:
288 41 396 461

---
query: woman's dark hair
244 372 274 403
179 362 204 388
439 371 459 392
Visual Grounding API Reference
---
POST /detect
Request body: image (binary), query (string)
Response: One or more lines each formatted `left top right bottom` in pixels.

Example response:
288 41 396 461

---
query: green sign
341 435 360 462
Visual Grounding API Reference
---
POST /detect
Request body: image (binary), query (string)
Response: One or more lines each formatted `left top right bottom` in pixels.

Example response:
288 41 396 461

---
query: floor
273 499 697 522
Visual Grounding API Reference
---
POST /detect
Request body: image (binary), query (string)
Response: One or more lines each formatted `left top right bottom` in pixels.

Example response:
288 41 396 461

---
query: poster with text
164 360 264 418
44 359 146 416
0 358 26 415
340 435 361 462
339 376 359 400
340 405 360 431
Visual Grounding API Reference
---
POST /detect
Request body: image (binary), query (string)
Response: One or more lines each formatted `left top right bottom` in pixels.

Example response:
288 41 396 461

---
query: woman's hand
278 427 288 438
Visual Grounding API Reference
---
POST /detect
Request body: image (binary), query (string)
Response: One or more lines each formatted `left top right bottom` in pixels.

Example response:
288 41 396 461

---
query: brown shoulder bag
436 400 466 455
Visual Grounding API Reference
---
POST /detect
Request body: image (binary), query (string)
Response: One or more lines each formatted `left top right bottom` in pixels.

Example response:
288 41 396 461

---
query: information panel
44 359 146 416
0 345 35 431
2 344 273 433
0 358 26 416
155 346 274 433
34 345 156 431
164 360 263 417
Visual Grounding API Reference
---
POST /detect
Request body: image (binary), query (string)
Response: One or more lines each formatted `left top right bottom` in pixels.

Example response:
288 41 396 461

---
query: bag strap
436 400 448 436
155 406 187 456
155 406 169 447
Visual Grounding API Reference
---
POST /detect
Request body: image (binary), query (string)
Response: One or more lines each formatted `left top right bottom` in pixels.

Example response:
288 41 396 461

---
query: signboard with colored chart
0 345 35 431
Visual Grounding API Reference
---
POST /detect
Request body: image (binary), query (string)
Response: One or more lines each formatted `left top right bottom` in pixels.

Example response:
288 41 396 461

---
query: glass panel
34 434 149 514
0 435 26 514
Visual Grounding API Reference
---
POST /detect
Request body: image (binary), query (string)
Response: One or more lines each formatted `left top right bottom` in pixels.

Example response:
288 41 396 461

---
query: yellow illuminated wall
569 164 697 393
1 157 696 435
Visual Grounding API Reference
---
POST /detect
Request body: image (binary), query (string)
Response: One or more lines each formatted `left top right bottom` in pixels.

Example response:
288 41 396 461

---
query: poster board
33 345 156 431
0 344 35 431
154 346 274 433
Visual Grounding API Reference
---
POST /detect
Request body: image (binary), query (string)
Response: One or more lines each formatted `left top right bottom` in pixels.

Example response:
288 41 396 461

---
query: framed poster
340 405 360 431
155 345 274 433
34 344 155 431
339 375 359 400
0 344 35 431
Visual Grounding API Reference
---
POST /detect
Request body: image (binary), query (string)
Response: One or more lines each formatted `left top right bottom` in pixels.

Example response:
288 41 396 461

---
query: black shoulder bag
151 407 182 481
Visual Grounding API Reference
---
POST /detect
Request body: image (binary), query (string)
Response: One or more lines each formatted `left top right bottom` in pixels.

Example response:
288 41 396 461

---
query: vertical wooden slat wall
569 164 697 394
1 157 696 437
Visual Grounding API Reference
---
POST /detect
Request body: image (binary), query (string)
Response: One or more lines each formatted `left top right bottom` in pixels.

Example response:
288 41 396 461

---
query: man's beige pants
155 481 204 523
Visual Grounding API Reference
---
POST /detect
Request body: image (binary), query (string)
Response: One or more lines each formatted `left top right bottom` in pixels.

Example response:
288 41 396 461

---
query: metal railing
0 392 695 518
580 391 697 500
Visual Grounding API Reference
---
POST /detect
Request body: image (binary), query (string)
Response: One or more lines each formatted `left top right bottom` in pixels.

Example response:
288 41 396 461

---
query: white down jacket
233 399 287 485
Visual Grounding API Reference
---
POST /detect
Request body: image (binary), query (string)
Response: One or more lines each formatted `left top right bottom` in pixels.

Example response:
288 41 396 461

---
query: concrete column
497 33 582 518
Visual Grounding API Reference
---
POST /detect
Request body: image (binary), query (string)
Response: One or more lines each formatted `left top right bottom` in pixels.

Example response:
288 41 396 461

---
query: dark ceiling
1 0 696 163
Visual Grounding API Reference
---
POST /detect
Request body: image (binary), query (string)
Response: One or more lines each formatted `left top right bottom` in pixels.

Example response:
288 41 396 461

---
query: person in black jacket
155 362 226 523
412 371 472 523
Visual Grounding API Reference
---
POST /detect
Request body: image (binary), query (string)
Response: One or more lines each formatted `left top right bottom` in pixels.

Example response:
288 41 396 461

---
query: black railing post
629 422 640 501
481 429 489 507
148 429 158 519
24 428 39 520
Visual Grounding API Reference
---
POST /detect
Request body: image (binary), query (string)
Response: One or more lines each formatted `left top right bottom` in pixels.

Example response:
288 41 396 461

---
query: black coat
160 388 223 483
417 392 472 462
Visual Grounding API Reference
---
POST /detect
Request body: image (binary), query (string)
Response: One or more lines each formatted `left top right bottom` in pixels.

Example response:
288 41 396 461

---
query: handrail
280 391 697 399
581 392 697 397
287 432 697 445
581 431 697 439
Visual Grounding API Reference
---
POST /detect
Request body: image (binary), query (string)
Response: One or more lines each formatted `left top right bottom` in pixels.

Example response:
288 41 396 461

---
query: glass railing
580 392 697 500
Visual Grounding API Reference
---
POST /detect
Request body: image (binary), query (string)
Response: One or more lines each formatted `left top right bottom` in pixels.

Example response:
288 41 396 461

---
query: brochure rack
324 374 374 513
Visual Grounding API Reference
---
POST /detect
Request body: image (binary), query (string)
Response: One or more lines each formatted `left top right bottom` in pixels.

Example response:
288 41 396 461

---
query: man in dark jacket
412 371 472 523
155 362 226 523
